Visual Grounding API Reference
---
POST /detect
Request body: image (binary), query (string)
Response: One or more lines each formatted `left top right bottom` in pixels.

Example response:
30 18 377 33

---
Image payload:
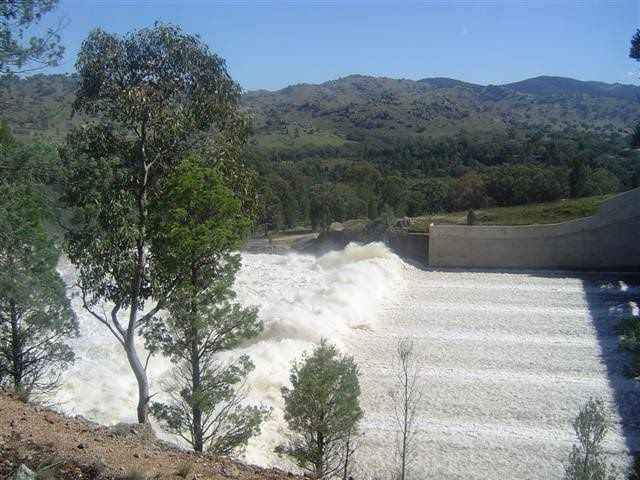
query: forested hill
4 73 640 231
242 74 640 149
3 73 640 144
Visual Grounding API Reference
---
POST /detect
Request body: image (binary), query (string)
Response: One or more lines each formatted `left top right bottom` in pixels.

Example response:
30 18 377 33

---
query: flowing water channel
54 243 640 479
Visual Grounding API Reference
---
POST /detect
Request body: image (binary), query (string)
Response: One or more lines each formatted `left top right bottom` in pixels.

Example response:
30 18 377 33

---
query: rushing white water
54 242 404 467
54 243 640 479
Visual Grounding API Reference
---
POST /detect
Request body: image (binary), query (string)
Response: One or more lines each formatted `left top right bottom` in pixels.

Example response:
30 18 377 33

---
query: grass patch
123 468 146 480
175 461 193 479
409 195 612 232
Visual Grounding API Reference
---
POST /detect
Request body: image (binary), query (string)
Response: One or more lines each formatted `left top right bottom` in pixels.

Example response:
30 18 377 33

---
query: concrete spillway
429 187 640 270
348 266 640 479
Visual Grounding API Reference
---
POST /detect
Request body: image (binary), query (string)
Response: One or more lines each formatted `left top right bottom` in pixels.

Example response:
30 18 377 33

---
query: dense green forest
2 73 640 231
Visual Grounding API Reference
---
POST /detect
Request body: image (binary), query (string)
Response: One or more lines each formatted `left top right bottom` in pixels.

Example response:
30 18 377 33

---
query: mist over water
54 243 405 467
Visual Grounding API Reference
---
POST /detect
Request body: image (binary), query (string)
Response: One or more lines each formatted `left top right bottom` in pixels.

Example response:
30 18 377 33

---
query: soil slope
0 392 298 480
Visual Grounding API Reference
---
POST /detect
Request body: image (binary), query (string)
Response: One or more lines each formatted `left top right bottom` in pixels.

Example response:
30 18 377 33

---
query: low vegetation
408 194 611 232
564 398 617 480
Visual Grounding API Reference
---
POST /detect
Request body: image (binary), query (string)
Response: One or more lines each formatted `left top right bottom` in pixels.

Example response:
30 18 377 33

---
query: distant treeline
249 131 640 230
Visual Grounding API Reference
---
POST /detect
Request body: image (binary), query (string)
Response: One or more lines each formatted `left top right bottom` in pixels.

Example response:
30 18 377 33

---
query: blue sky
38 0 640 91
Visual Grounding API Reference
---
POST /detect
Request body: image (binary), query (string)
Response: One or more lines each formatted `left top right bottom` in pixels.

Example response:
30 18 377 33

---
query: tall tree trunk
342 433 351 480
315 429 325 479
9 301 23 392
127 124 150 424
190 323 203 452
124 334 149 423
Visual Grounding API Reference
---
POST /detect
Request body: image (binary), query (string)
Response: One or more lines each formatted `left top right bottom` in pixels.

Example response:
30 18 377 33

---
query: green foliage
451 171 488 211
484 163 569 206
409 194 610 232
0 0 64 74
109 423 131 438
279 340 363 479
175 461 193 479
616 317 640 378
377 174 407 217
630 30 640 62
146 157 266 455
0 129 77 399
563 398 617 480
62 23 252 423
380 203 395 228
5 72 640 229
466 209 476 225
148 157 249 281
123 468 146 480
630 123 640 150
150 354 268 456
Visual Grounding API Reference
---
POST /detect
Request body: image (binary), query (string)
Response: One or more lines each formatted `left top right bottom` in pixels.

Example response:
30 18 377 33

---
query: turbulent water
54 243 640 479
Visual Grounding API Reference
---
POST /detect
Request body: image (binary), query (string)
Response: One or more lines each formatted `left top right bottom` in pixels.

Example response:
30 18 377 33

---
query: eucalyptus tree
146 158 268 454
62 24 251 423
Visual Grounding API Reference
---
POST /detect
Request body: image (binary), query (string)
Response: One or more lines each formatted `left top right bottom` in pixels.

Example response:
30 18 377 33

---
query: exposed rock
222 464 239 477
394 216 412 229
11 464 35 480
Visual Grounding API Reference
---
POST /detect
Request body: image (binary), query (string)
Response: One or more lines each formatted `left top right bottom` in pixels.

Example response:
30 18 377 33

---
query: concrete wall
387 232 429 264
428 188 640 270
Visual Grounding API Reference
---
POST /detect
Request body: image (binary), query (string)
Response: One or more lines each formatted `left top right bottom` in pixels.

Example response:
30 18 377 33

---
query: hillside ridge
4 73 639 144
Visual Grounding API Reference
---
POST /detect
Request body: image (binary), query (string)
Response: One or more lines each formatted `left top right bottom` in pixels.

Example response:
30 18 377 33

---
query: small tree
0 133 77 399
279 340 363 479
467 209 477 226
146 158 267 454
615 316 640 378
389 338 422 480
563 398 617 480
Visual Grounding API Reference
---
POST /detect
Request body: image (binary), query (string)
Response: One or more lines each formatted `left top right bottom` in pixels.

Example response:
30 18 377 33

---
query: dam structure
427 187 640 270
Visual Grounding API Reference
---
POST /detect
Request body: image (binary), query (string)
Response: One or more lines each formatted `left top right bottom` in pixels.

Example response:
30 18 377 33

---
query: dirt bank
0 392 298 480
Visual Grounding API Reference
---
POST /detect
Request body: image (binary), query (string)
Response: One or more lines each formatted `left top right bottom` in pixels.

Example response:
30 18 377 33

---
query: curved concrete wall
428 188 640 270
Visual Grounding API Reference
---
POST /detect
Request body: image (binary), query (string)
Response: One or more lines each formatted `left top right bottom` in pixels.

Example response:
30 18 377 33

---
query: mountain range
3 74 639 146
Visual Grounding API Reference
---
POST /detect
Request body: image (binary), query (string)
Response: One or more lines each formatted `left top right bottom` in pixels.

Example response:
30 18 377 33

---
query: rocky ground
0 392 299 480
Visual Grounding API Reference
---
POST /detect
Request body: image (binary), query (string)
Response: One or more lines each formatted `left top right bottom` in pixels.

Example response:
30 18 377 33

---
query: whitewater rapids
54 243 640 479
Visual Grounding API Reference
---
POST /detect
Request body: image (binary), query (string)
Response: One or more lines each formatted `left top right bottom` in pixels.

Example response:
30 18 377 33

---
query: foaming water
54 242 405 466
